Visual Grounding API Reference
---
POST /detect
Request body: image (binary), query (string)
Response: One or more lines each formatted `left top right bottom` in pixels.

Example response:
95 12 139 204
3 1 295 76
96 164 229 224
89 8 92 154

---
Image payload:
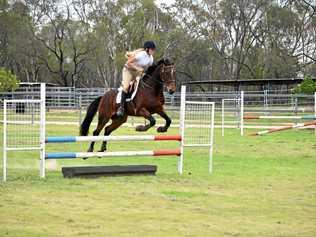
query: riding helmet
143 41 156 50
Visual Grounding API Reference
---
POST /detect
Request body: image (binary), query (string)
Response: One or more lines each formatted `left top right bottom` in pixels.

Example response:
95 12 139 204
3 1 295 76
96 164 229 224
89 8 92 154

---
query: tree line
0 0 315 88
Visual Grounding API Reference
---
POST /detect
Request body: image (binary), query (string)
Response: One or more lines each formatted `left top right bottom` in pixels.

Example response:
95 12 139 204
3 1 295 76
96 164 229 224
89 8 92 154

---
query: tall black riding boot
117 91 127 117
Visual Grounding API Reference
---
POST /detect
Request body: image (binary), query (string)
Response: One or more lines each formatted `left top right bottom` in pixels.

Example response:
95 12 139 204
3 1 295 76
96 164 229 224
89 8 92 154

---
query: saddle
116 77 140 104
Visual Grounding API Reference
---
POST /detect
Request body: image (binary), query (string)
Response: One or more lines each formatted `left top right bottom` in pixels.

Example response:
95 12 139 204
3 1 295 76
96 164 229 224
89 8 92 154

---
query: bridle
141 63 176 89
160 64 176 84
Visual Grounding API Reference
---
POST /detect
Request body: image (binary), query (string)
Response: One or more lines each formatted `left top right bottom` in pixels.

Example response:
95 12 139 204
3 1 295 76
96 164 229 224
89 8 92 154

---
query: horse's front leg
135 108 156 132
156 110 171 133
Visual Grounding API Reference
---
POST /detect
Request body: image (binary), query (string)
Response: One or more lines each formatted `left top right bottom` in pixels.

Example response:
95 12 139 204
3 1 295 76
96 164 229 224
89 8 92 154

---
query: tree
0 68 19 91
170 0 272 80
35 7 90 86
0 0 43 82
1 0 314 88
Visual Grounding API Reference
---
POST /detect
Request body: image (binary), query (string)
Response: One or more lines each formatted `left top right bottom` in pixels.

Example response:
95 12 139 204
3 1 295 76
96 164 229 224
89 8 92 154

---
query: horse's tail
80 96 102 136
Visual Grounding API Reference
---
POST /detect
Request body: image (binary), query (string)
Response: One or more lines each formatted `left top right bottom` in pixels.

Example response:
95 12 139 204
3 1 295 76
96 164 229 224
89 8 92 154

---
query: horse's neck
140 71 163 94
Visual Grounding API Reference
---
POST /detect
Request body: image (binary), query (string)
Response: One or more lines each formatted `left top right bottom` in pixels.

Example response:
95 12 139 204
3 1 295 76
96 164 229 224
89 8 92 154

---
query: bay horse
80 58 176 153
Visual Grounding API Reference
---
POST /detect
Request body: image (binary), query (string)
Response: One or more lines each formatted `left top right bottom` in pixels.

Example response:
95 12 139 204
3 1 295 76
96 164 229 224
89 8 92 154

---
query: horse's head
156 58 176 94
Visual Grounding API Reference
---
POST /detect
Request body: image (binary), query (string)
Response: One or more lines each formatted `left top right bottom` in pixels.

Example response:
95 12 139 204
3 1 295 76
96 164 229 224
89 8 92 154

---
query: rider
116 40 156 117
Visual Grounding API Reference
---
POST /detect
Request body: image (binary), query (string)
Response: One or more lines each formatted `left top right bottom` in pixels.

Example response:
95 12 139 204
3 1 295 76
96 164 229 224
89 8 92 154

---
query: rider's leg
116 91 127 117
117 68 134 117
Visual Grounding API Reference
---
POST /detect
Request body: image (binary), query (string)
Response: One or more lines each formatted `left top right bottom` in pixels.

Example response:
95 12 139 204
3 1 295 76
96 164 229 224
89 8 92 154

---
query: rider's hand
137 68 144 73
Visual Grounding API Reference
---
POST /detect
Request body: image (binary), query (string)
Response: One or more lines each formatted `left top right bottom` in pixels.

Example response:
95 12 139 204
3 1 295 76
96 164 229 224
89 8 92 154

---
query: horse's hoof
157 126 167 133
136 125 146 132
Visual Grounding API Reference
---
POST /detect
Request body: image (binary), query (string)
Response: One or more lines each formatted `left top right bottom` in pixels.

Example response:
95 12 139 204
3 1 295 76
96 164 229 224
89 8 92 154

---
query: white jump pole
179 85 186 174
244 115 315 119
3 101 7 182
40 83 46 178
46 135 182 143
253 120 316 136
46 149 181 159
209 100 215 173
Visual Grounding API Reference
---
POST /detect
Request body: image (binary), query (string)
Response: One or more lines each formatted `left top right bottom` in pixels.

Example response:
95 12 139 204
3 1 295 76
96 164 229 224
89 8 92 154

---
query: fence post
221 99 224 136
294 97 298 115
31 102 34 125
240 91 244 136
264 90 268 115
78 94 82 127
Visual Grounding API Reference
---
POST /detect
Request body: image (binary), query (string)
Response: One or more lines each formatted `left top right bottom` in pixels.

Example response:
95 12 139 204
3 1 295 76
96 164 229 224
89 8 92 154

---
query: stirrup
116 106 125 117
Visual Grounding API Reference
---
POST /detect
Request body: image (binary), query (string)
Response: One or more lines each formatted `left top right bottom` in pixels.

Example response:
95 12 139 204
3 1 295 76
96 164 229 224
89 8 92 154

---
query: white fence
0 86 315 111
221 92 316 135
0 86 315 130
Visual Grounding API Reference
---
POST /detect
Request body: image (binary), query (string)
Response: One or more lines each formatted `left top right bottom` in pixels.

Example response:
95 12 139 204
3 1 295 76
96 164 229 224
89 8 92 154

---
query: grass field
0 124 315 237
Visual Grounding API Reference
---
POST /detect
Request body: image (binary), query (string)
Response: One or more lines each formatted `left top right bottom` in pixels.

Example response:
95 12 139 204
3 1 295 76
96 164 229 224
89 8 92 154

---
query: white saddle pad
116 77 140 104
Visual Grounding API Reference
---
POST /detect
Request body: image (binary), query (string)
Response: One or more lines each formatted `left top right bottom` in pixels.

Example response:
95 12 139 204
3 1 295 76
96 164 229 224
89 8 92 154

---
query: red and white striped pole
251 120 316 136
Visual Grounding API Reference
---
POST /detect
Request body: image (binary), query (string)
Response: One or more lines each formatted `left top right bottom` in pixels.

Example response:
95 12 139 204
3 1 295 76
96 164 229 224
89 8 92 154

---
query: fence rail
0 86 314 112
0 86 314 134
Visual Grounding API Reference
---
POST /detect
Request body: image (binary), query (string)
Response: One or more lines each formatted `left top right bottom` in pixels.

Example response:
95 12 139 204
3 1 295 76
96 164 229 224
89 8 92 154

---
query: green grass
0 125 316 237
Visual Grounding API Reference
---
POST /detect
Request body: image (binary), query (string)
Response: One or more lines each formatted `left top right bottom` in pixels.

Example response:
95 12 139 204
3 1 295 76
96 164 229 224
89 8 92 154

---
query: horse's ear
164 58 171 65
157 58 165 65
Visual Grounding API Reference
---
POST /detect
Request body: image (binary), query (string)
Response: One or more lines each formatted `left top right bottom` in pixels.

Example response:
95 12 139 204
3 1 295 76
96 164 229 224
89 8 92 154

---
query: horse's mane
145 64 157 75
144 58 171 76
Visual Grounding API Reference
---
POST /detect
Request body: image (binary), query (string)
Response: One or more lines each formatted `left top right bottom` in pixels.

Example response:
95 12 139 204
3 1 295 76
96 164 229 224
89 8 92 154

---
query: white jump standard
221 92 244 136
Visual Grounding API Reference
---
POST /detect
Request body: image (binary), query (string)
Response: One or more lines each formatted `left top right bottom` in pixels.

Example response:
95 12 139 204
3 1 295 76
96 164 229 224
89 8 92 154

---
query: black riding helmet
143 41 156 50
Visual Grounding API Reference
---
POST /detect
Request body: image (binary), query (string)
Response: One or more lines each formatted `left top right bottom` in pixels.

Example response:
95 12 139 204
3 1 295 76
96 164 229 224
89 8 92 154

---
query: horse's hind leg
100 115 127 152
87 117 108 153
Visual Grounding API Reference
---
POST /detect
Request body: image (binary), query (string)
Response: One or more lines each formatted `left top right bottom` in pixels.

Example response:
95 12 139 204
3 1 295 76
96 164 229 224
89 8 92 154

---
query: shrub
0 68 20 92
293 75 316 94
